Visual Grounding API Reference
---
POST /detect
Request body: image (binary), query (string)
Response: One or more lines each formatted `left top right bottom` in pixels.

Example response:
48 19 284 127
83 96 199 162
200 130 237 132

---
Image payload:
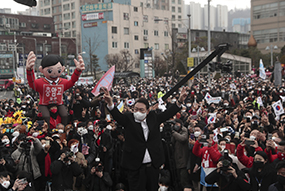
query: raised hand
74 55 85 72
102 88 112 106
26 51 36 71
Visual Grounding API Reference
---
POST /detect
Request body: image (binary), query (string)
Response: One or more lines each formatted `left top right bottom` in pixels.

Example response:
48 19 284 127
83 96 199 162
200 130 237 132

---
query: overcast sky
185 0 250 10
5 0 250 13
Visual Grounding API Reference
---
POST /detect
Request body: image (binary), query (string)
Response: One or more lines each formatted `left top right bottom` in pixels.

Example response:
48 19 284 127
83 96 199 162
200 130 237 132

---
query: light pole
207 0 211 87
187 14 191 87
265 45 278 66
192 46 205 79
17 47 26 85
23 37 37 72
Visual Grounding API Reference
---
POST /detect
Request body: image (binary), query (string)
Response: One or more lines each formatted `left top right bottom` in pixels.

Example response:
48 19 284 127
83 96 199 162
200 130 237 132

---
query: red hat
68 139 79 148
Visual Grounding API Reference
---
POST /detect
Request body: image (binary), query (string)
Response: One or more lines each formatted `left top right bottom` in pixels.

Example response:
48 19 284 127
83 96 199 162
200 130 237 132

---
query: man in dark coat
102 87 188 191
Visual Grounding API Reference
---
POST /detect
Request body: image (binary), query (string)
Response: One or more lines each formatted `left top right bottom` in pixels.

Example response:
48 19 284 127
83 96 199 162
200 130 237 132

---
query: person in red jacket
236 139 263 168
26 51 85 126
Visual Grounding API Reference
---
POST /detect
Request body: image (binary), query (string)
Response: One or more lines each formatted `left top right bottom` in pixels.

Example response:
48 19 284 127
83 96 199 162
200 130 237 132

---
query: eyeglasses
133 107 146 113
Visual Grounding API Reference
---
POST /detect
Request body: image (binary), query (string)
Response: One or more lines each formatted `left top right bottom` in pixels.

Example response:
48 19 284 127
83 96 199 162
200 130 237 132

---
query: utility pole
188 14 191 87
207 0 211 87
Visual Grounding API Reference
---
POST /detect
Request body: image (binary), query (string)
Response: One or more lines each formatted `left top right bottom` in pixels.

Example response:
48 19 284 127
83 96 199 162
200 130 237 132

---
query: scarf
45 153 52 177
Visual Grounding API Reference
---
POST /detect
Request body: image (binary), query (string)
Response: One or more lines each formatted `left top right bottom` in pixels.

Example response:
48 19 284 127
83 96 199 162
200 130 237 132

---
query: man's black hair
174 118 183 127
0 171 11 178
41 54 64 69
218 138 227 144
276 160 285 171
134 98 149 110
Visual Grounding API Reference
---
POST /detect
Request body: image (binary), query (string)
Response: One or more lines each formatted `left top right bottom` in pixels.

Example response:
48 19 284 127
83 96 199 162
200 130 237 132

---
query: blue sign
81 3 112 13
19 53 43 60
144 60 148 63
0 54 13 58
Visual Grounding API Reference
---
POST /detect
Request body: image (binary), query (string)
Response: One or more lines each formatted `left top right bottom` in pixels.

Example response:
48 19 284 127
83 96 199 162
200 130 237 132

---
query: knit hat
254 151 268 161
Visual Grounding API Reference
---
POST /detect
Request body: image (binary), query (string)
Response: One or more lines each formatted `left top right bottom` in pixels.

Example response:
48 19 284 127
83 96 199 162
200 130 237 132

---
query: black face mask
277 175 285 185
253 161 265 169
173 125 180 132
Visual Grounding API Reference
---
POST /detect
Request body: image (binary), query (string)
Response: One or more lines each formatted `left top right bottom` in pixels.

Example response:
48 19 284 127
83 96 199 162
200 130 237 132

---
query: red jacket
264 147 278 163
27 69 81 105
236 144 263 168
193 140 219 168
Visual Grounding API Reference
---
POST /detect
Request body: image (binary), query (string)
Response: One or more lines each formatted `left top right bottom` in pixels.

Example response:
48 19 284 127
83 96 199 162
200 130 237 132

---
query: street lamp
23 37 37 71
265 45 278 66
192 46 205 79
207 0 211 87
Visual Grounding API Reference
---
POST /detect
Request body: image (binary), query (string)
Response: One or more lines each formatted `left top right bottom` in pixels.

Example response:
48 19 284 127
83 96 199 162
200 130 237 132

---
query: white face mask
42 144 46 149
250 135 256 140
32 132 39 137
160 185 168 191
133 112 147 121
220 145 226 151
77 127 83 134
88 125 94 131
2 139 10 145
194 131 201 137
106 125 112 130
81 129 88 135
186 104 191 107
58 129 64 134
70 144 78 153
1 180 10 189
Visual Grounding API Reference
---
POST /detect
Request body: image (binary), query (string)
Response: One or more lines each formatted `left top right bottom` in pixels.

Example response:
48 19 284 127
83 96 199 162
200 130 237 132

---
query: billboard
82 12 104 21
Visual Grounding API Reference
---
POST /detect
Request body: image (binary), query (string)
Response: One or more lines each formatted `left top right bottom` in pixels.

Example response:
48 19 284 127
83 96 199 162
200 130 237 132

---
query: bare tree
83 35 102 76
105 53 123 72
105 50 139 72
152 53 166 76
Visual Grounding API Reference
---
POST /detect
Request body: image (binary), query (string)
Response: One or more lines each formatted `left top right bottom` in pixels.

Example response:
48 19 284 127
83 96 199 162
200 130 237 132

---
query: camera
64 151 74 162
98 92 104 98
220 150 231 171
96 165 103 172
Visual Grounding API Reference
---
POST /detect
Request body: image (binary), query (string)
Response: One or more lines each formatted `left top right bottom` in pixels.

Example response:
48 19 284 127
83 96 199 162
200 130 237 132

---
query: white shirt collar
135 118 147 123
45 77 59 84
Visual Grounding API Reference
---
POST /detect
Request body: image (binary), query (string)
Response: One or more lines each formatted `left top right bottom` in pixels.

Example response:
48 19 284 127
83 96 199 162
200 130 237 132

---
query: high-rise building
251 0 285 54
17 7 39 16
183 2 202 29
216 5 228 31
203 4 216 31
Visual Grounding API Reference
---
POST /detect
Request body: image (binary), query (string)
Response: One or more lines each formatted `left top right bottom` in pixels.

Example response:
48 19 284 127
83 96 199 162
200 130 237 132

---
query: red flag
91 66 115 96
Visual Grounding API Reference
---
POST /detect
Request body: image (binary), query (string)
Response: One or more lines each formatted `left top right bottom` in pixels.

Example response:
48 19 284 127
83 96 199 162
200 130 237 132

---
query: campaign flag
91 66 115 96
127 99 135 106
207 113 217 124
204 92 222 104
117 101 124 113
257 96 264 107
259 59 266 80
272 100 284 116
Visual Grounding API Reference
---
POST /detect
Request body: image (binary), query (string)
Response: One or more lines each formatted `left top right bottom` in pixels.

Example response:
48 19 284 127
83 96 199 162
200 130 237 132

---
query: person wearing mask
99 123 113 173
71 87 90 120
246 151 277 191
103 87 188 191
268 160 285 191
205 152 250 191
90 87 111 120
0 171 11 191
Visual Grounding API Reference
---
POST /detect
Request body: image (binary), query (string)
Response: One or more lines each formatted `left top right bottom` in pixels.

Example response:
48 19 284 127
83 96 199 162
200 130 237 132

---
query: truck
0 79 14 91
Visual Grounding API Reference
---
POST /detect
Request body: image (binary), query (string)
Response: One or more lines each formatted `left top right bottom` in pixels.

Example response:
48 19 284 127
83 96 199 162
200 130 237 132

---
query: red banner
91 66 115 96
42 84 64 105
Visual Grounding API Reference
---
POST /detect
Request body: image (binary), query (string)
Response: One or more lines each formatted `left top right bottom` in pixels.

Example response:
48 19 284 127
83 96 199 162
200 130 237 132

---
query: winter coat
84 171 112 191
171 126 188 169
236 144 263 168
11 138 42 179
50 159 83 191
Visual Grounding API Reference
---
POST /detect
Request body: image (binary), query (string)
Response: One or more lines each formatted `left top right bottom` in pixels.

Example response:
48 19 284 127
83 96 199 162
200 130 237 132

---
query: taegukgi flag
91 66 115 96
272 100 284 116
207 113 217 124
259 59 266 80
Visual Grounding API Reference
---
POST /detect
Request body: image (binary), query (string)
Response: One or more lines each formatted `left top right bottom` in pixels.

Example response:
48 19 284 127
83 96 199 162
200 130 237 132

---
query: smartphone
45 140 50 146
244 140 255 146
106 114 111 121
199 134 207 143
190 134 195 140
19 178 28 184
268 133 273 140
246 117 251 123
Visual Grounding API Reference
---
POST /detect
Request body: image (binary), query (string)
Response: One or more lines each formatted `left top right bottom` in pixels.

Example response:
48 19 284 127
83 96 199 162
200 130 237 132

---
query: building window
64 13 70 20
178 7 181 13
143 15 148 22
172 23 175 28
44 8 50 15
178 15 182 20
71 12 75 19
172 15 175 20
123 13 129 20
124 27 129 35
135 49 139 54
134 7 138 12
72 21 76 28
172 6 175 12
45 44 52 53
178 0 181 4
164 18 169 24
63 4 70 11
31 23 39 28
162 5 165 10
154 30 159 36
178 24 182 28
112 42 117 48
165 44 169 50
144 43 149 48
172 0 175 3
0 43 6 51
112 26 117 34
164 31 168 37
20 22 26 27
154 43 159 50
71 2 75 9
144 29 148 35
134 35 139 40
43 24 51 29
135 62 140 68
72 31 76 37
124 42 129 49
134 21 138 26
64 22 70 29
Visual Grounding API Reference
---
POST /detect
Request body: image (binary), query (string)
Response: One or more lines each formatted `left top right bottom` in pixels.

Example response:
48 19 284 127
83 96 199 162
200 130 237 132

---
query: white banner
204 92 222 104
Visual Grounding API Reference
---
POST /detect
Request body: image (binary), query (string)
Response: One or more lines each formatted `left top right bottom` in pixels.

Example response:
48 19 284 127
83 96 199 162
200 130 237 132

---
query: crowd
0 72 285 191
